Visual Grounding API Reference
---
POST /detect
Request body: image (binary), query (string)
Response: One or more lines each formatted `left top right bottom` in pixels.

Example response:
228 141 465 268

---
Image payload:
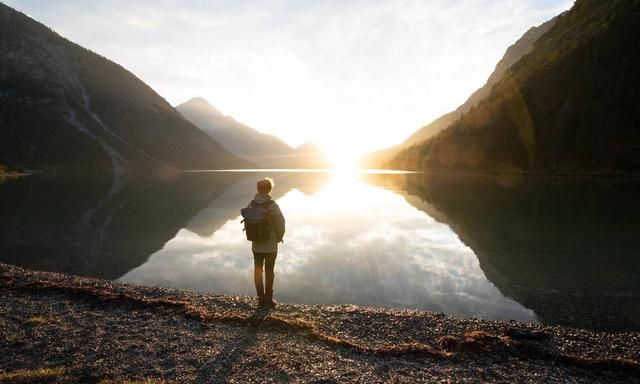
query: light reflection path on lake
119 172 537 322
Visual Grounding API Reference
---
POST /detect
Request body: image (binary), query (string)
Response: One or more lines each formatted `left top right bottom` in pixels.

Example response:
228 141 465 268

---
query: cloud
125 15 156 30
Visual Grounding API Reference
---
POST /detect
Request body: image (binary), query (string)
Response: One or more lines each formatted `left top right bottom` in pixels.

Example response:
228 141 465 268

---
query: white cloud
125 15 156 30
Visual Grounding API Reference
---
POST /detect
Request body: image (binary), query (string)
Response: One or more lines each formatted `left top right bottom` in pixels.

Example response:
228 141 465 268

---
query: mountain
291 141 331 168
0 4 249 174
390 0 640 174
360 17 558 168
177 97 332 168
176 97 295 168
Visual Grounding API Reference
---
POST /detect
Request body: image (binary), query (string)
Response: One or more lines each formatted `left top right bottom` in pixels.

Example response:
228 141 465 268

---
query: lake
1 170 639 331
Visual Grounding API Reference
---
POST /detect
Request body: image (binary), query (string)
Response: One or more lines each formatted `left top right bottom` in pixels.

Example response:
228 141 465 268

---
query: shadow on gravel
195 307 284 384
196 330 258 383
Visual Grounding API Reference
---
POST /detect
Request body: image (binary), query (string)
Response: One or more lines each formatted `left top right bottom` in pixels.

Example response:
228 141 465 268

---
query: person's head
257 177 274 194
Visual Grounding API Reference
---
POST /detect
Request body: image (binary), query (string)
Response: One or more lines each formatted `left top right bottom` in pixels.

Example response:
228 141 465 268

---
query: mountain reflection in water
377 172 640 332
121 171 535 323
0 173 244 279
1 170 639 331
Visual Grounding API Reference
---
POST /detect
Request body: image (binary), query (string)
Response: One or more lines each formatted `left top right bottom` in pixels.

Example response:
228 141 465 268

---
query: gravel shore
1 262 639 383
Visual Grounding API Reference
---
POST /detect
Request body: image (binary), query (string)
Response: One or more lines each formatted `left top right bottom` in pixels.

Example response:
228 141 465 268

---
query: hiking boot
257 296 266 307
265 299 277 309
264 291 276 309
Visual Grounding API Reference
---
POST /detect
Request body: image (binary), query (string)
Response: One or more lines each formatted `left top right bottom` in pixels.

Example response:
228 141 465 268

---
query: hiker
245 178 285 308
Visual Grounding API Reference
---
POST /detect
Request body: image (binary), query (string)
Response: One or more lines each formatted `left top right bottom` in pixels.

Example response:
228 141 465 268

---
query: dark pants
253 252 277 300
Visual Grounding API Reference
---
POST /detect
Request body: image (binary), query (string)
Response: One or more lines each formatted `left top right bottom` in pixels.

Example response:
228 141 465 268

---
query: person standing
248 178 285 308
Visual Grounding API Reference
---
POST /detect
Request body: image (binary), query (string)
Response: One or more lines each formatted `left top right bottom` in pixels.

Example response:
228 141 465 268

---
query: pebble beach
1 262 639 383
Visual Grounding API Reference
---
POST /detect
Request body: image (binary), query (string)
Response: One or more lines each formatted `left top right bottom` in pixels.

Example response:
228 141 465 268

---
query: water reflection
373 172 640 331
2 171 639 330
120 172 536 322
0 173 244 279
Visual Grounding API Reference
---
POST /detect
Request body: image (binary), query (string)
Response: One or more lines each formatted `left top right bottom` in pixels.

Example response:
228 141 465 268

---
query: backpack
240 200 275 242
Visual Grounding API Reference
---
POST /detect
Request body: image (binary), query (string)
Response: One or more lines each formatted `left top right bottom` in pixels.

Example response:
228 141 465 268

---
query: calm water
1 171 639 331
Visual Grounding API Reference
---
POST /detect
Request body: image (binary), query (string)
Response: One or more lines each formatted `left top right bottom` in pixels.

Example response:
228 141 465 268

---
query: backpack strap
251 199 275 209
265 201 276 228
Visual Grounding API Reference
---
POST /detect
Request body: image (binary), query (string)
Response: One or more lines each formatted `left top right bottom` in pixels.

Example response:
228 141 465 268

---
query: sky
6 0 574 160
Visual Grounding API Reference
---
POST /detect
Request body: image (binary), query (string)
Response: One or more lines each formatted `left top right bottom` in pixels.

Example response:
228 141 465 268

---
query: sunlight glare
323 145 361 170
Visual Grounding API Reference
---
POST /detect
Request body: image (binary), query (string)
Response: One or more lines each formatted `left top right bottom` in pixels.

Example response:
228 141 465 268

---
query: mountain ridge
176 97 296 168
177 97 331 168
0 3 250 175
360 16 558 168
389 0 640 174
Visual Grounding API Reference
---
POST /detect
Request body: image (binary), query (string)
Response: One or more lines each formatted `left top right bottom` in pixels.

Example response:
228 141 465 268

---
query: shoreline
0 172 31 179
6 167 640 179
1 262 639 383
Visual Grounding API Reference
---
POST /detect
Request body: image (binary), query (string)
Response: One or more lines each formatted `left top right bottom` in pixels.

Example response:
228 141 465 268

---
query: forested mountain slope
390 0 640 174
361 17 557 168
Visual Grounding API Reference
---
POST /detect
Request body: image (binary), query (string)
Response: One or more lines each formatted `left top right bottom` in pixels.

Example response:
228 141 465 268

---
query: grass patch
0 367 65 382
23 316 48 325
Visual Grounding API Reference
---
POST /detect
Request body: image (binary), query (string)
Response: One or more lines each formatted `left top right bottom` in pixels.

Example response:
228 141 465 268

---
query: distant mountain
360 16 558 168
177 97 331 168
390 0 640 174
292 141 331 168
0 4 249 174
176 97 295 168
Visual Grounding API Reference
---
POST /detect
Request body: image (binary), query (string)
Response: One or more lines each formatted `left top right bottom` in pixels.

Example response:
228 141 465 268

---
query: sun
323 146 360 170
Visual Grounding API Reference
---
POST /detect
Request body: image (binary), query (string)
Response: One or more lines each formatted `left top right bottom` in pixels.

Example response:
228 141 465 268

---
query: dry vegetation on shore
1 263 639 383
